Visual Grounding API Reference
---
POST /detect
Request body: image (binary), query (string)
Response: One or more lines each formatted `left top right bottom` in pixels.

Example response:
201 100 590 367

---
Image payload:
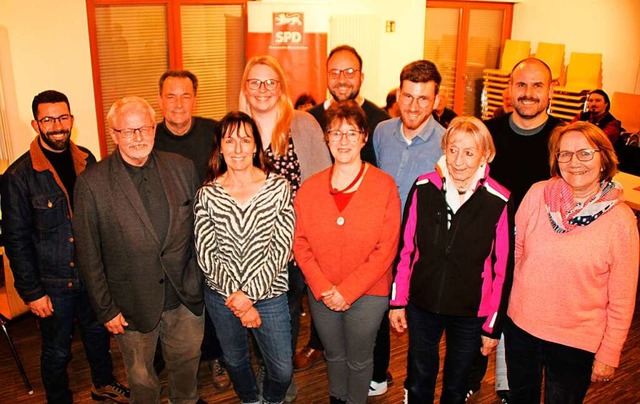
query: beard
40 129 71 151
513 97 548 120
329 84 360 102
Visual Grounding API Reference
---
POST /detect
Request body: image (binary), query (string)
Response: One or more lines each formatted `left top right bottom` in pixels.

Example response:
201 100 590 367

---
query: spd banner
246 2 328 106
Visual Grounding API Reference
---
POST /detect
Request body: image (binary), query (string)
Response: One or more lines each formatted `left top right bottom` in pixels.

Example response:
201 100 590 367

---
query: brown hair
205 111 272 183
159 70 198 95
238 55 294 158
323 100 369 143
548 121 618 182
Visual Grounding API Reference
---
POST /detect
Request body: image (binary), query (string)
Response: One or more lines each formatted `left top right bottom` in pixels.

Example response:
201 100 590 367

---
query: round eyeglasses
555 149 601 163
398 93 431 109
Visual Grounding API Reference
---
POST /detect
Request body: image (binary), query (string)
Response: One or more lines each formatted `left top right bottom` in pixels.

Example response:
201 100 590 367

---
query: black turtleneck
40 141 76 207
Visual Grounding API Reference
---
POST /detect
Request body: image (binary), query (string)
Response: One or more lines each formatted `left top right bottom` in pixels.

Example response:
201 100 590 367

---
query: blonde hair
239 55 294 157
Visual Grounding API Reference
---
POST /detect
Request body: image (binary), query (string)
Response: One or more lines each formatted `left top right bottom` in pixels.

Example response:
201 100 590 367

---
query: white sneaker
368 380 388 396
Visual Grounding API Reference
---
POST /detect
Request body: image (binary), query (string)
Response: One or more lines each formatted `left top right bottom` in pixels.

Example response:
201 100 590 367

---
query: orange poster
247 2 328 106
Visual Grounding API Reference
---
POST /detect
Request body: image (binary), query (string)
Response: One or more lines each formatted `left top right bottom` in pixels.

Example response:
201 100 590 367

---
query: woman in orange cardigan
293 100 401 404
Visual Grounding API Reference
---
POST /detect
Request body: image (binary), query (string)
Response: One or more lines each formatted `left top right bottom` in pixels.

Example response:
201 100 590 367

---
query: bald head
508 57 553 129
510 57 552 83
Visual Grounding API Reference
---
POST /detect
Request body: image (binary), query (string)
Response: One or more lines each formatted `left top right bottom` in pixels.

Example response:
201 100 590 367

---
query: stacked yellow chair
481 39 531 120
549 52 603 122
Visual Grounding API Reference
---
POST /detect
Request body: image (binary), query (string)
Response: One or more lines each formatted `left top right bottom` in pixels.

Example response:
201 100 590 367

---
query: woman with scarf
505 121 639 403
389 116 515 403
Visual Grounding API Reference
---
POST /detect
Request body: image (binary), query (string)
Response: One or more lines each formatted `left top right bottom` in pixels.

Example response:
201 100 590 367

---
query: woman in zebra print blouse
194 111 295 404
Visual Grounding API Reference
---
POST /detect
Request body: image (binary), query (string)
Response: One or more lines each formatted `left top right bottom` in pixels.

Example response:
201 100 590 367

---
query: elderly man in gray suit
73 96 205 404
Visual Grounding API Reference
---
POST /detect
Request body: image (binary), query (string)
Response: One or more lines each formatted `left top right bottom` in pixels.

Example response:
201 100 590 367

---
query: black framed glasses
327 68 359 79
112 126 155 139
246 79 280 91
555 149 601 163
38 114 72 127
326 130 363 143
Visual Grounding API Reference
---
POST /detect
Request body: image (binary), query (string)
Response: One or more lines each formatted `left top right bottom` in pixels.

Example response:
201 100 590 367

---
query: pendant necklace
330 162 366 226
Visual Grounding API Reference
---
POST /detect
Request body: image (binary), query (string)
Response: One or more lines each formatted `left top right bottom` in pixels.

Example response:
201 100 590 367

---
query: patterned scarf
544 176 623 233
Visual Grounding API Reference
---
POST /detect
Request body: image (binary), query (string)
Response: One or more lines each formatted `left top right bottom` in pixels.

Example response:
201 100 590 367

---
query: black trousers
504 317 593 404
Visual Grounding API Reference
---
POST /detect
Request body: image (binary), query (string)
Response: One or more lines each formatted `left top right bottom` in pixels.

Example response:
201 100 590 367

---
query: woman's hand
389 308 407 333
240 307 262 328
480 336 499 356
321 286 350 311
591 358 615 383
226 290 253 318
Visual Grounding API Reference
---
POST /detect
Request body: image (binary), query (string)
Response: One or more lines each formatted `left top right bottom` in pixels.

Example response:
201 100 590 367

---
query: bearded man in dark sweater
467 58 562 402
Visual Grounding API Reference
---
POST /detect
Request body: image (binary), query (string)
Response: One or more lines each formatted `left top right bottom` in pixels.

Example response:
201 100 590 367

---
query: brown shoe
209 359 231 392
293 346 324 372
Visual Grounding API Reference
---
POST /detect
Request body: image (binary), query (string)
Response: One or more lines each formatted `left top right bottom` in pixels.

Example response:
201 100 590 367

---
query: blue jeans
39 285 114 403
405 304 484 404
504 317 593 404
206 289 292 403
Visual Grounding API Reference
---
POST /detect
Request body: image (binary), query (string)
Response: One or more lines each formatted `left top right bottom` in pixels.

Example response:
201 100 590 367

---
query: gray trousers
308 292 388 404
115 304 204 404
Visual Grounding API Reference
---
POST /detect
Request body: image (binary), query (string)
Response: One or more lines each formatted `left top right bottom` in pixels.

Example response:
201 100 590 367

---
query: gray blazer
73 150 204 332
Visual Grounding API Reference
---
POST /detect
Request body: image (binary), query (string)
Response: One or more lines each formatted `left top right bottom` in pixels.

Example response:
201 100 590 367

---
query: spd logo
272 12 304 46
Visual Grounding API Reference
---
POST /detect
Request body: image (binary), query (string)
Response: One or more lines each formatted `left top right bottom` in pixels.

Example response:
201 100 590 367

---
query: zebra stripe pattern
194 173 295 301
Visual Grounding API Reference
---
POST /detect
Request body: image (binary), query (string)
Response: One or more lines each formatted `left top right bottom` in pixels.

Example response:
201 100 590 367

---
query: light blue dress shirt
373 116 445 211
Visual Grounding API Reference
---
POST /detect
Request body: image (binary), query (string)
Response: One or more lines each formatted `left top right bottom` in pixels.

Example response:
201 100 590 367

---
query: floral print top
265 135 301 199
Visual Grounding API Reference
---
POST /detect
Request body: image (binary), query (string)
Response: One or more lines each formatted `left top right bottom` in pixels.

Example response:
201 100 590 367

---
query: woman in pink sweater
506 121 639 403
293 100 401 404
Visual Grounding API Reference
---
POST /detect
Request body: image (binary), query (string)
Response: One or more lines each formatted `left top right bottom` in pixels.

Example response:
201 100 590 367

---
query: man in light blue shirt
374 60 445 210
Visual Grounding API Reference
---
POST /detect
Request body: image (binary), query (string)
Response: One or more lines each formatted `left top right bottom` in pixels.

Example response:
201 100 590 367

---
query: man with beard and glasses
465 58 562 403
307 45 390 166
298 45 393 397
1 90 129 403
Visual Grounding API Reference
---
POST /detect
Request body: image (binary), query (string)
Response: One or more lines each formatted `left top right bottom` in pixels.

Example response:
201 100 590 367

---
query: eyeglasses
327 68 359 79
326 130 363 143
112 126 155 139
399 93 431 108
555 149 601 163
246 79 280 91
38 114 72 128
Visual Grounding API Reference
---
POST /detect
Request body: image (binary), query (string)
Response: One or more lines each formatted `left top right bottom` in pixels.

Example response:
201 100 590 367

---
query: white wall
1 0 639 163
0 0 100 161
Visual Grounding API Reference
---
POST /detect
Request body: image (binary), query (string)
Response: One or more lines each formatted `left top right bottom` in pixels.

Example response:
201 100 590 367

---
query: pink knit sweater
508 181 639 367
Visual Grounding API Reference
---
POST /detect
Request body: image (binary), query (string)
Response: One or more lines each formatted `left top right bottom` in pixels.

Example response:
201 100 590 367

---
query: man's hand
27 295 54 318
105 313 128 335
240 307 262 328
226 291 253 318
389 308 407 333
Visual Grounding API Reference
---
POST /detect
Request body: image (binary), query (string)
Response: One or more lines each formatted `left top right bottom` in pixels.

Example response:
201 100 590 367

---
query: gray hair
107 96 156 127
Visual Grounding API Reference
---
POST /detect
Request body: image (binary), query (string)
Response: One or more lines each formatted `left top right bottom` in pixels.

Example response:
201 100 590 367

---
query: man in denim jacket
1 90 129 403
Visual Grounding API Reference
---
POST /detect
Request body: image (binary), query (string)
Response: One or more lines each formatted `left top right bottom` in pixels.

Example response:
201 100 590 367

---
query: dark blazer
73 150 203 332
